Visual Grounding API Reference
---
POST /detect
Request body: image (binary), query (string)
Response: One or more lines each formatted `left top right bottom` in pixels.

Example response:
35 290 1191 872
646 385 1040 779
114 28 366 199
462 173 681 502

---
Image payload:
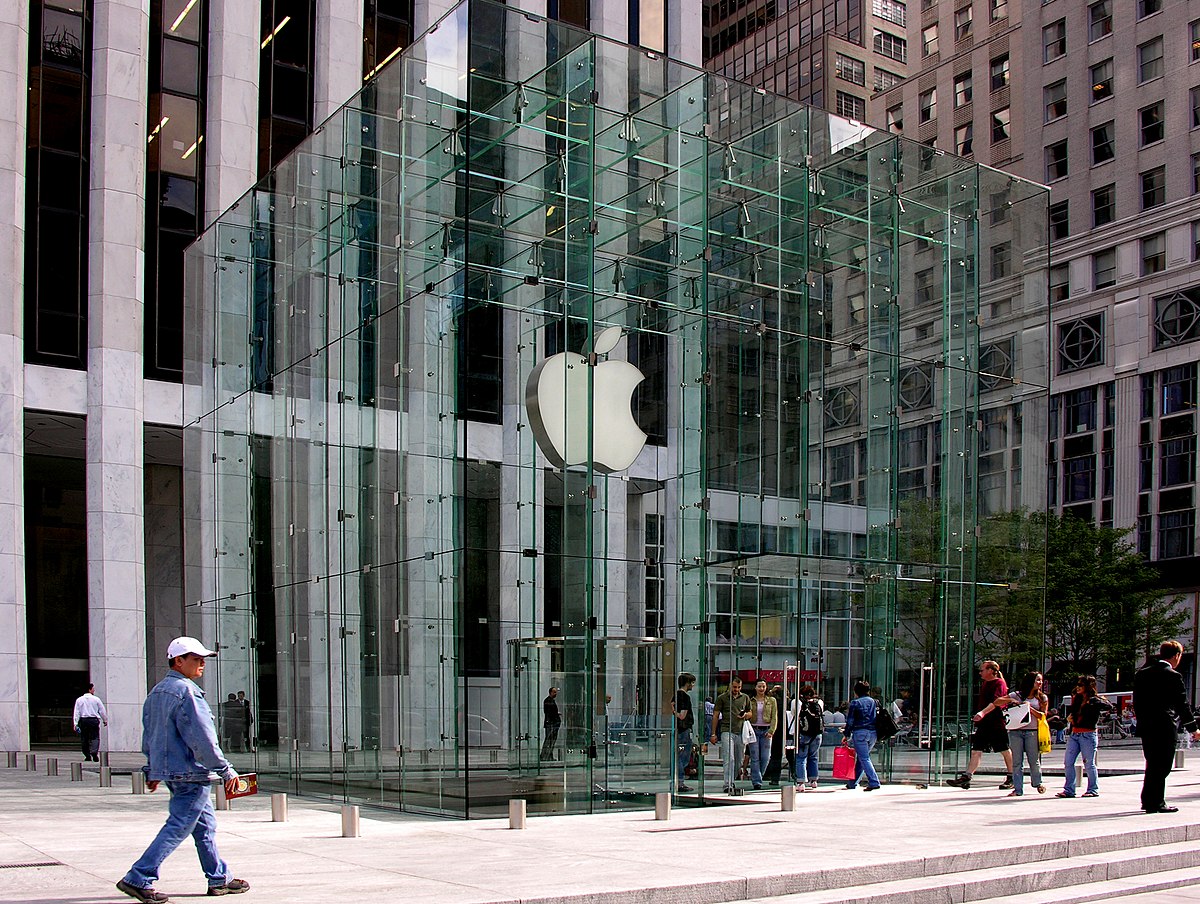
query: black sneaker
999 776 1014 790
117 880 170 903
946 773 971 789
677 784 693 792
207 879 250 896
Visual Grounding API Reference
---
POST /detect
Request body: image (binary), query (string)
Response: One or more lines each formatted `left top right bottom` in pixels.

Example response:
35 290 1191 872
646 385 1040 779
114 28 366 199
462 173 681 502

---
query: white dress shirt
73 693 108 728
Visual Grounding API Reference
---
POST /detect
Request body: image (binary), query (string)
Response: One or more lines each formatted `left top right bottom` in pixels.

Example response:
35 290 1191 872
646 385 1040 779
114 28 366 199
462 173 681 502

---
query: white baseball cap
166 636 217 659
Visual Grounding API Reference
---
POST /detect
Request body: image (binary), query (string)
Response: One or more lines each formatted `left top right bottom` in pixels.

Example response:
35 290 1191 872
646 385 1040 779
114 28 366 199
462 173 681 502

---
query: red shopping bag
832 745 857 781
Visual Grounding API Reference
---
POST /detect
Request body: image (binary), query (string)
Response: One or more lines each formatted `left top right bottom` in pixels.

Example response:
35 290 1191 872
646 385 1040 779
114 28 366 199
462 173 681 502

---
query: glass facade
184 0 1050 818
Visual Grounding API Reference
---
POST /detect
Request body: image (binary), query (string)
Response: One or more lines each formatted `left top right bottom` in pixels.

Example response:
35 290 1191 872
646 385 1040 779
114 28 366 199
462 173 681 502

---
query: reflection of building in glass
185 0 1049 817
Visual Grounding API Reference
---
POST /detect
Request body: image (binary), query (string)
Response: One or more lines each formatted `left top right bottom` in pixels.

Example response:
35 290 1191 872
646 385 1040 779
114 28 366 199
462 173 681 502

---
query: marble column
86 0 150 753
0 1 29 752
205 0 261 225
314 0 364 125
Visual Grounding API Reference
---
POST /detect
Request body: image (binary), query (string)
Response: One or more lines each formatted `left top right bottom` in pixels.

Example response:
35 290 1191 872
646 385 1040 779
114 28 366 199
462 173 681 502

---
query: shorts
970 720 1010 753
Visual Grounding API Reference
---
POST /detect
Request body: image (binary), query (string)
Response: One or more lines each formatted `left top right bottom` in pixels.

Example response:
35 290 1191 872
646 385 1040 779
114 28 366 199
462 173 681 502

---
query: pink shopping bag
832 745 857 781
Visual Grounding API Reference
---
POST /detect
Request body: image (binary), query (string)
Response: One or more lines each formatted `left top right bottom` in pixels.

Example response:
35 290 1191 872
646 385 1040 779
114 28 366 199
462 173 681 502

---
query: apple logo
524 325 647 473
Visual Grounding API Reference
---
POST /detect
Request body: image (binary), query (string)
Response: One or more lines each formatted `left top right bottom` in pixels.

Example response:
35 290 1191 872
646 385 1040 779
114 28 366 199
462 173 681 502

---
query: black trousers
540 723 560 759
1140 725 1178 811
78 717 100 759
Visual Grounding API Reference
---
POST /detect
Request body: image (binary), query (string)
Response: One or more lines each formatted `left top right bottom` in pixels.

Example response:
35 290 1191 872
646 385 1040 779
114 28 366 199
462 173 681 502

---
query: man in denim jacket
117 637 250 902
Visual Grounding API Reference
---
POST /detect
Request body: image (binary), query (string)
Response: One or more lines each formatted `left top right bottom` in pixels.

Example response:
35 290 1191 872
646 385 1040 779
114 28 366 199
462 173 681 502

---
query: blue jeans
1008 729 1042 794
749 727 771 786
720 731 746 789
124 781 228 889
676 728 692 788
1062 730 1098 796
794 733 821 783
848 729 880 788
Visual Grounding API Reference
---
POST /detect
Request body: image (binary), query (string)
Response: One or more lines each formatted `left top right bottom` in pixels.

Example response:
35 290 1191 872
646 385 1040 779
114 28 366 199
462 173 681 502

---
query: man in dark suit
1133 640 1200 813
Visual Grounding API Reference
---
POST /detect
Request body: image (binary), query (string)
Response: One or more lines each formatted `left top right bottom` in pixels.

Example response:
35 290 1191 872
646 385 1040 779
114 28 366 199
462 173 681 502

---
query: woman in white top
980 671 1047 797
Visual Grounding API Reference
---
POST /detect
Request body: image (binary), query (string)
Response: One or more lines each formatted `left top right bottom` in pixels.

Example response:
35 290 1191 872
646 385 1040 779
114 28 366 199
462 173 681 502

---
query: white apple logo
524 326 648 473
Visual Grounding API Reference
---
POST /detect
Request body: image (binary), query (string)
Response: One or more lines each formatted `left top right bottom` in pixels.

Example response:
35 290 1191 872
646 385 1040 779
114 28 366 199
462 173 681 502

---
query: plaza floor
2 744 1199 904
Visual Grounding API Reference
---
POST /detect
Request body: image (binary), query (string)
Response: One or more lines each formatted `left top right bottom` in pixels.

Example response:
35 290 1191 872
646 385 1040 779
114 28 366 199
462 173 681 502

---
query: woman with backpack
842 679 882 791
791 684 824 790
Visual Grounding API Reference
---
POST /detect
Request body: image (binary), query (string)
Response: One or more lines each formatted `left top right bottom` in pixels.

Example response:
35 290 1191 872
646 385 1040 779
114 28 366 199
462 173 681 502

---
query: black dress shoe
1145 805 1179 813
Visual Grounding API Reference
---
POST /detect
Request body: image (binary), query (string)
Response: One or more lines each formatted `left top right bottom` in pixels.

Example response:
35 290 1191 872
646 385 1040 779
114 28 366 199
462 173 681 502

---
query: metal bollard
24 753 36 771
99 766 112 787
46 757 58 776
5 751 16 767
508 799 526 830
655 791 671 821
70 761 83 782
271 793 288 822
214 782 229 810
99 751 110 767
341 805 360 837
1176 749 1186 769
1076 764 1084 787
780 785 796 811
131 771 146 794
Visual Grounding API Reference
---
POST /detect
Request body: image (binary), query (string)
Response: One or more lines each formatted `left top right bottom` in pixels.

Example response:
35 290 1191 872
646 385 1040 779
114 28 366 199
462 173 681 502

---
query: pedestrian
763 684 785 785
947 660 1015 790
220 694 241 753
791 684 824 790
73 682 108 762
745 679 778 790
674 672 697 793
711 676 751 794
1056 674 1111 799
1132 641 1200 813
1001 671 1048 797
842 679 881 791
703 695 714 743
116 636 249 902
236 691 254 752
540 687 561 761
1047 707 1066 745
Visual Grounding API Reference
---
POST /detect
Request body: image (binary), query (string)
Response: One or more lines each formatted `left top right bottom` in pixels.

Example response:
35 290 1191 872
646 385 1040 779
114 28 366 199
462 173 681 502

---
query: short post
1076 764 1084 787
341 804 360 837
271 793 288 822
214 782 229 810
508 798 527 830
131 771 146 795
99 766 112 787
24 753 36 771
46 756 58 776
99 751 110 767
5 751 16 767
70 761 83 782
780 784 796 811
655 791 671 821
1175 749 1186 769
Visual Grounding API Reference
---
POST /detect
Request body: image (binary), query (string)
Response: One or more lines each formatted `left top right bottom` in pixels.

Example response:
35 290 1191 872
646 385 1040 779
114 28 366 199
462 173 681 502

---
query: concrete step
741 839 1200 904
968 864 1200 904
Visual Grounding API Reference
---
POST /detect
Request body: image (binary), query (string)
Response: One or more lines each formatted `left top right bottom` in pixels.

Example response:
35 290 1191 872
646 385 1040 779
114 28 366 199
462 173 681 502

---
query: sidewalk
2 748 1198 904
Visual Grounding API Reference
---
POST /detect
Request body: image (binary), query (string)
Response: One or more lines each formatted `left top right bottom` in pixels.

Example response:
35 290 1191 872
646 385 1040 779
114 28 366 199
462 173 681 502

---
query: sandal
1082 790 1099 797
1055 791 1074 798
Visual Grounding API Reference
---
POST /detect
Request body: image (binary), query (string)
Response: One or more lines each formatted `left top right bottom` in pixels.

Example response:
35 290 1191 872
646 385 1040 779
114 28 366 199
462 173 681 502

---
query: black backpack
874 704 899 740
797 699 824 737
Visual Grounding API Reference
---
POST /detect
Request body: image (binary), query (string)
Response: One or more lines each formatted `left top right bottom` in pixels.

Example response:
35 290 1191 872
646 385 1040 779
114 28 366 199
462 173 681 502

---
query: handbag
741 718 756 745
1004 701 1033 731
1036 710 1052 754
832 745 857 781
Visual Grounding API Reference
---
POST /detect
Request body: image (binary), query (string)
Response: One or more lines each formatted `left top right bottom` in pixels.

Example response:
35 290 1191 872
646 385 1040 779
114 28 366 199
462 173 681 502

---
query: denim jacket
844 695 878 735
140 671 237 784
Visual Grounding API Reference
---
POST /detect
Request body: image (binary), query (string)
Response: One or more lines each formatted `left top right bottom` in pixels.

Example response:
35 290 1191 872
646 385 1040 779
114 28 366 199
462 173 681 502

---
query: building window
886 104 903 134
259 0 316 176
1058 314 1105 373
1044 79 1067 121
991 243 1011 280
899 364 934 410
1093 248 1116 289
990 0 1006 22
1155 289 1200 348
1050 264 1070 303
1138 0 1162 19
836 91 866 121
1192 20 1200 63
1142 232 1166 275
824 384 861 429
954 5 972 41
922 23 938 56
1043 20 1066 63
990 54 1009 90
874 30 907 63
1194 154 1200 194
1140 102 1164 146
1139 38 1164 83
955 122 973 156
363 0 414 78
629 0 666 51
1160 511 1195 560
875 68 902 91
915 267 935 305
1092 184 1115 227
1091 122 1115 165
1142 166 1166 210
953 72 972 107
836 54 865 86
872 0 907 27
991 106 1010 142
918 87 936 123
1089 1 1112 41
979 339 1014 389
1045 140 1068 181
1049 200 1069 241
1090 59 1112 102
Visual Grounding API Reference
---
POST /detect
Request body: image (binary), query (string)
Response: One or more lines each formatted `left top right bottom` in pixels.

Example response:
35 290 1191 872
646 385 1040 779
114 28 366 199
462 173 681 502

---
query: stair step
968 864 1200 904
748 841 1200 904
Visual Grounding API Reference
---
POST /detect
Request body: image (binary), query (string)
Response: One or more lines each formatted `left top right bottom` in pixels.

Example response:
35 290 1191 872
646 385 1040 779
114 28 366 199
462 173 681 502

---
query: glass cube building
184 0 1050 818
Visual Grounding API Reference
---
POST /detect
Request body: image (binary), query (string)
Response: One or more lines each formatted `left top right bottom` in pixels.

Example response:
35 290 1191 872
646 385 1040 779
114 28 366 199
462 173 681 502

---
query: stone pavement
2 745 1200 904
